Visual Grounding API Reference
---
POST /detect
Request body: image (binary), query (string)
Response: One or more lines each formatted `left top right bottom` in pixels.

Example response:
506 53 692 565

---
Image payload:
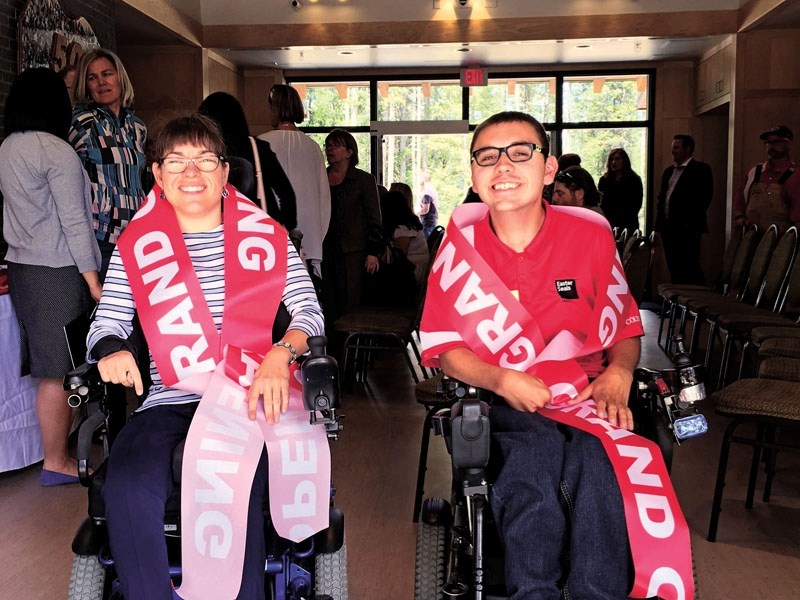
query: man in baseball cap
734 125 799 231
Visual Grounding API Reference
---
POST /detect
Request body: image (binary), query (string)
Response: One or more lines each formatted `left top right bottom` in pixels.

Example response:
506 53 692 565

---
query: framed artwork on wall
17 0 100 73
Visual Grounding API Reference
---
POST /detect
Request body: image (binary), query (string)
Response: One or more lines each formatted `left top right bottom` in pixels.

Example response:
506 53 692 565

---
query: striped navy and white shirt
87 226 324 411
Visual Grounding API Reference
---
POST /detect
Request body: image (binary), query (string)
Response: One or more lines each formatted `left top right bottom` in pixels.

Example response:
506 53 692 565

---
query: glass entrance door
372 120 470 227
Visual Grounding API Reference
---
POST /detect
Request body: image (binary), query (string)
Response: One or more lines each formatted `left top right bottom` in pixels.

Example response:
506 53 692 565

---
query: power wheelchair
414 336 706 600
63 334 347 600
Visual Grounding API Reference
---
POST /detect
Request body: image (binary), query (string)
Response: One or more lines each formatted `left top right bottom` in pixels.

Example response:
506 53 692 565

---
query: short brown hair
269 84 305 124
152 113 227 162
470 111 550 158
325 129 360 166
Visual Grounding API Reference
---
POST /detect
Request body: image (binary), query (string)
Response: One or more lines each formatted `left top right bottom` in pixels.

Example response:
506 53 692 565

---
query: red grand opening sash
421 204 693 600
117 184 330 600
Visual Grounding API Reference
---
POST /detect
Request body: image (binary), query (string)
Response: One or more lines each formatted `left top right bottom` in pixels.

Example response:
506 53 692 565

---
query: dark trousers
662 228 705 286
103 403 267 600
489 404 630 600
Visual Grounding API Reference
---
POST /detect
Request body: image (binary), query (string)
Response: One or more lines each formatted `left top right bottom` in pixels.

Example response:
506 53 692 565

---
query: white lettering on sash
635 492 675 539
193 379 254 559
142 261 187 305
237 200 277 271
279 439 318 475
171 336 215 381
618 444 663 487
455 273 499 314
237 352 261 388
282 480 316 518
598 265 628 347
158 297 202 335
195 511 232 558
195 459 238 503
498 335 536 370
432 242 470 291
133 230 173 268
647 567 686 600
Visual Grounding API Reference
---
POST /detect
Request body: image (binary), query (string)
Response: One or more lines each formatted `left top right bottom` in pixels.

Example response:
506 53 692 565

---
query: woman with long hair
69 48 147 280
598 148 643 236
0 68 101 485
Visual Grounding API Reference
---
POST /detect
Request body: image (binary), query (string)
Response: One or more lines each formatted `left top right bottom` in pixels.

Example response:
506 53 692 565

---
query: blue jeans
103 404 268 600
489 404 630 599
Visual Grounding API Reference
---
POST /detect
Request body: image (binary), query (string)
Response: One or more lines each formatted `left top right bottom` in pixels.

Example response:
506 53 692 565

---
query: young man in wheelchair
85 114 330 599
419 111 693 599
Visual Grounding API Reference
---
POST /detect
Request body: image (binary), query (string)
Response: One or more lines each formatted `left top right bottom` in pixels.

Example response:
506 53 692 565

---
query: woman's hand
89 282 103 303
97 350 143 395
246 346 292 424
365 254 379 274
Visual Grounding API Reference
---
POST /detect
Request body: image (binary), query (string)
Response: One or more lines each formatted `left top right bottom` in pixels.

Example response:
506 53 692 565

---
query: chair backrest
776 236 800 317
717 225 745 292
623 236 652 305
756 226 798 311
621 233 640 265
727 225 761 297
615 227 628 256
739 224 779 304
427 225 445 252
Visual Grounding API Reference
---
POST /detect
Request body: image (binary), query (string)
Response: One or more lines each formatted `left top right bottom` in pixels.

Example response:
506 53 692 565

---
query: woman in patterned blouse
69 49 147 280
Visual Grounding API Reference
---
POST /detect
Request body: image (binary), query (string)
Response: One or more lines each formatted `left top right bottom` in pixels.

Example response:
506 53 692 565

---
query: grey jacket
0 131 100 272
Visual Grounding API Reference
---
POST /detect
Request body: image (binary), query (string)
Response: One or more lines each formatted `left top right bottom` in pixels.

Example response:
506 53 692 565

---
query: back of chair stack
623 236 652 305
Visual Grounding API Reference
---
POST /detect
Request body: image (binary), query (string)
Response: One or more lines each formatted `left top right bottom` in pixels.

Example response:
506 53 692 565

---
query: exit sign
460 67 488 87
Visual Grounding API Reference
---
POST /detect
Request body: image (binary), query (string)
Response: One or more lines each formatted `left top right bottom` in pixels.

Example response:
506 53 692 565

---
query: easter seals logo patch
555 279 578 299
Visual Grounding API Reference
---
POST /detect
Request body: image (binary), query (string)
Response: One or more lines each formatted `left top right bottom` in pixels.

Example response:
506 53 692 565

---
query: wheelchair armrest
64 361 100 391
450 396 491 472
76 410 106 486
301 335 343 439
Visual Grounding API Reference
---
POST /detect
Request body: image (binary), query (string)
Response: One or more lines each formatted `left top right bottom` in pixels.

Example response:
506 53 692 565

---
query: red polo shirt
420 203 643 378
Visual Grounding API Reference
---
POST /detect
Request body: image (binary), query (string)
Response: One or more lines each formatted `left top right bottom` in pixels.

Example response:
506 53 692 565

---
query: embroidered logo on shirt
555 279 578 299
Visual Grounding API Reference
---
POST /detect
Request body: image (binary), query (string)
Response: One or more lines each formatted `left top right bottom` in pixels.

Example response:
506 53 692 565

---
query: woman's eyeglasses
159 154 225 174
471 143 543 167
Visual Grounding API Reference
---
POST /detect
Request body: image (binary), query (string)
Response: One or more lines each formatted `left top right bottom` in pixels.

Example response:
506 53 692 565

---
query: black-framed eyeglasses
471 143 543 167
159 154 225 174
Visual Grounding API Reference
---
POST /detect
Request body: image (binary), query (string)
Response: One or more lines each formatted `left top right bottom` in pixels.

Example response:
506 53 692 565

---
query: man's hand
246 347 291 424
98 350 144 396
571 363 635 430
496 369 553 413
365 254 379 274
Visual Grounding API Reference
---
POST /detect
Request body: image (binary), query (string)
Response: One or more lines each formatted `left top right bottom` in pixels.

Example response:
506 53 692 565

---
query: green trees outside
294 74 650 228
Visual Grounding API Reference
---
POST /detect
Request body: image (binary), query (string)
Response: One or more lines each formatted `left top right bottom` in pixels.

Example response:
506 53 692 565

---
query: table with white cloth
0 293 42 472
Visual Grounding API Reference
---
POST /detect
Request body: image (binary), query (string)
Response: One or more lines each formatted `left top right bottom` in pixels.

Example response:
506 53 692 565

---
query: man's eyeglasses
471 143 543 167
555 170 576 186
159 154 225 174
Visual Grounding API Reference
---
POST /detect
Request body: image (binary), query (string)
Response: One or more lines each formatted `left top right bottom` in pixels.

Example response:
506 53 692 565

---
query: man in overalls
734 125 800 232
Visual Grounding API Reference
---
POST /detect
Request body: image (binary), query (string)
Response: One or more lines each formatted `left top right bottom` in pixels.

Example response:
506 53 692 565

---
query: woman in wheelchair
86 114 325 599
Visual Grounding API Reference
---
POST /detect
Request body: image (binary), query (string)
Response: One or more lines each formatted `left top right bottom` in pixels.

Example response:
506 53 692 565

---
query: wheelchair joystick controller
301 335 343 439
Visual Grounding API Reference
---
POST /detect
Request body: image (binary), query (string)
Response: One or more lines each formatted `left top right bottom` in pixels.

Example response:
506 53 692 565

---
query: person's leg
104 404 195 600
36 377 76 476
489 405 567 600
561 427 629 600
236 450 268 599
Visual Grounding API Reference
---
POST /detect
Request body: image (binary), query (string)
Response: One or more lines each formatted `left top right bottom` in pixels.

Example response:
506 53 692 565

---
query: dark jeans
103 403 268 600
489 404 630 600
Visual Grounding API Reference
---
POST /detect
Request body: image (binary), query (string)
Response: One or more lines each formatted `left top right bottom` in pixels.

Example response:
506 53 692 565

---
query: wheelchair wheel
68 554 105 600
315 536 348 599
414 522 446 599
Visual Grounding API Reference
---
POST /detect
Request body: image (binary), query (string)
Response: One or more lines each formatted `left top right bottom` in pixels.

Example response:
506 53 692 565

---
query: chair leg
717 331 732 390
745 424 766 509
658 297 672 348
737 341 751 380
708 417 742 542
413 406 438 523
763 425 780 503
704 322 717 371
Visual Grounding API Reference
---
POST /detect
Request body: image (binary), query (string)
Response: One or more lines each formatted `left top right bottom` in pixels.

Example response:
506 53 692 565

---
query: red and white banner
118 184 330 599
421 203 693 600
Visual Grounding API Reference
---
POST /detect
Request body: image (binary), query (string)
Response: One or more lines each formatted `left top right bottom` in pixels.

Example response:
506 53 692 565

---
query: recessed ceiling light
339 50 355 55
457 47 472 53
575 44 592 49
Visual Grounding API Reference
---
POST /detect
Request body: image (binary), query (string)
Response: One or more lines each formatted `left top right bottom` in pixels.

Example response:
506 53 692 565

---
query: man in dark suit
655 134 714 285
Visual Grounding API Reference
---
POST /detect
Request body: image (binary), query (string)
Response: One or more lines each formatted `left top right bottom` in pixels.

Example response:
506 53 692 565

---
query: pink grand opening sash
422 204 693 600
117 184 330 599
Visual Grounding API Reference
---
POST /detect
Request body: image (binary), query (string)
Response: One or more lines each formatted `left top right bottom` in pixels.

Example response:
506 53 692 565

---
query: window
562 75 648 123
377 80 463 121
298 82 371 128
469 77 556 124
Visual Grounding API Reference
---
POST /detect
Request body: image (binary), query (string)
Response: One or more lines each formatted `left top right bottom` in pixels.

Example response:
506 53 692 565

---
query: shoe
40 468 80 487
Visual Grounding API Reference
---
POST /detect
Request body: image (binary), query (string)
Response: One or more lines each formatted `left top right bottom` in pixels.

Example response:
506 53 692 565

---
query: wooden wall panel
205 51 243 100
117 46 203 150
244 69 284 137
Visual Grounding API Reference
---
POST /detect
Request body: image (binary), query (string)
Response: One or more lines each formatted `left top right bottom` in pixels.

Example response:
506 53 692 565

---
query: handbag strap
249 136 267 211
